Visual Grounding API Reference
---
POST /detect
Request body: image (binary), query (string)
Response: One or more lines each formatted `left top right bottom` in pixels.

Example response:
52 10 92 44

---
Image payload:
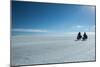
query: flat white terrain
11 34 95 66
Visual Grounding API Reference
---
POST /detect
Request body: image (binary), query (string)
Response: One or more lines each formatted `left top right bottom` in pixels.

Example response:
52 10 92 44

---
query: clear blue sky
12 1 95 36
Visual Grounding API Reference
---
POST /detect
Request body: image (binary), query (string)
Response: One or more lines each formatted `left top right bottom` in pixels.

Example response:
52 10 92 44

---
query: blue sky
12 1 95 36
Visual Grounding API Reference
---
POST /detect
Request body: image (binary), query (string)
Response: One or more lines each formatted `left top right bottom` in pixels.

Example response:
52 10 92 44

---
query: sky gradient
12 1 96 36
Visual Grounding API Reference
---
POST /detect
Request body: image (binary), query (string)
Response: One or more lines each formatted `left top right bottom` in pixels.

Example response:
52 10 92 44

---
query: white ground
11 34 95 66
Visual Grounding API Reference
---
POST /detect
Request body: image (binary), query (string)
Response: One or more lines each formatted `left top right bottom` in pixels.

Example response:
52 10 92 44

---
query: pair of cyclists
77 32 88 41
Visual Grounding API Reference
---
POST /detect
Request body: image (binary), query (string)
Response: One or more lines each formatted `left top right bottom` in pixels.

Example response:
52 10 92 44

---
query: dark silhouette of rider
77 32 82 40
82 32 88 40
